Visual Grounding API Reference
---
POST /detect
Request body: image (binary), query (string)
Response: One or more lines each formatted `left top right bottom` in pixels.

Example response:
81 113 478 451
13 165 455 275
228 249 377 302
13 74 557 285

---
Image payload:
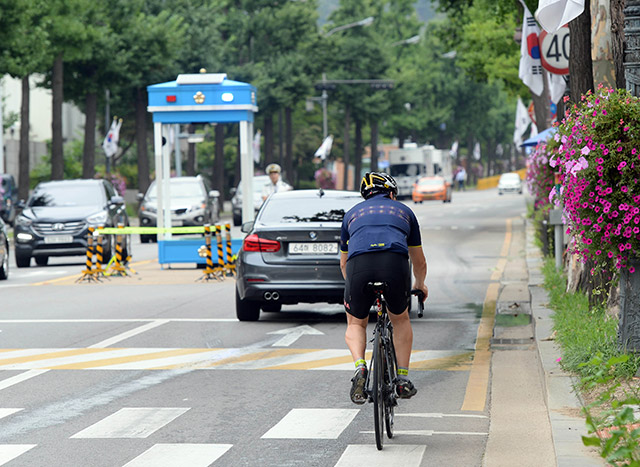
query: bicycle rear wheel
373 331 385 450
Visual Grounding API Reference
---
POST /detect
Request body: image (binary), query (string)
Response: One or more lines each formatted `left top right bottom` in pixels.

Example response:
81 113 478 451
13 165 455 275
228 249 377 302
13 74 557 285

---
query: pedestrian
455 166 467 191
261 163 291 200
340 172 428 404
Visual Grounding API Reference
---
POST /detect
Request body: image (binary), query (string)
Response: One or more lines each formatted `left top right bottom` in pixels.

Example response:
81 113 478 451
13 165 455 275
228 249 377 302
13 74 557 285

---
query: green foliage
30 139 84 187
579 353 640 465
542 256 640 380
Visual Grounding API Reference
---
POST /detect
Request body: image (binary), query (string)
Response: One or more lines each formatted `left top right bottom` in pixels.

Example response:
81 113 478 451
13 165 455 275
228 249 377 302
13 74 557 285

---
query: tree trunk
398 129 405 149
343 105 351 190
18 76 30 200
278 108 284 165
611 0 626 89
532 76 551 132
187 123 196 176
51 53 64 180
135 88 150 193
354 118 363 189
213 124 225 212
285 107 293 185
264 114 273 165
82 91 97 179
370 119 379 172
569 2 595 101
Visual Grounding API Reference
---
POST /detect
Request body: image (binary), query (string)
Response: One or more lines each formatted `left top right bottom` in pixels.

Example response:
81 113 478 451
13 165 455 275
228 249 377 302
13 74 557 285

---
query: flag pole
105 89 111 174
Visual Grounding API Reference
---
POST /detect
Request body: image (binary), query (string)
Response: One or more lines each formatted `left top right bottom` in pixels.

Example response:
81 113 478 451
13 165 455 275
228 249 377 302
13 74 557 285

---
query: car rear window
418 178 444 186
29 184 103 207
259 196 360 223
500 174 520 182
146 180 204 199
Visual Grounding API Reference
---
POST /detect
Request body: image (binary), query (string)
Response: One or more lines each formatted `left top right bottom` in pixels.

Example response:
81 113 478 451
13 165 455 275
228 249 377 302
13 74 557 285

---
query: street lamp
324 16 374 37
320 16 375 138
390 34 420 47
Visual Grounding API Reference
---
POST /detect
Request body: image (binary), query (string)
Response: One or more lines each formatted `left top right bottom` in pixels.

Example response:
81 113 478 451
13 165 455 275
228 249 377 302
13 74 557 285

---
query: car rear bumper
413 191 446 201
238 281 345 305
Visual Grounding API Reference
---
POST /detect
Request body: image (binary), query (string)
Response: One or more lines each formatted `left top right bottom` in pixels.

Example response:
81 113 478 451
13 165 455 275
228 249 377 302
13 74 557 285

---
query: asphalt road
0 187 527 467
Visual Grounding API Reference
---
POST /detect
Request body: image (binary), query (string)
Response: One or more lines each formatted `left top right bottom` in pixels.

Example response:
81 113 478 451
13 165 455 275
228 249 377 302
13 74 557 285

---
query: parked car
497 172 523 195
0 216 9 279
137 175 220 243
13 179 129 268
230 175 272 227
235 189 362 321
412 175 452 203
0 174 19 225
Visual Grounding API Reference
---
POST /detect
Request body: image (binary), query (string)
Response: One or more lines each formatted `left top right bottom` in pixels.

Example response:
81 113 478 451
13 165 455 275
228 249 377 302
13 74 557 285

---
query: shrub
550 86 640 277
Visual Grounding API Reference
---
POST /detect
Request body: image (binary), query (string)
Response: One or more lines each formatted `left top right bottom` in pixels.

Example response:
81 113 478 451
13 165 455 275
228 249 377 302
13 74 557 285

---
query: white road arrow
268 325 325 347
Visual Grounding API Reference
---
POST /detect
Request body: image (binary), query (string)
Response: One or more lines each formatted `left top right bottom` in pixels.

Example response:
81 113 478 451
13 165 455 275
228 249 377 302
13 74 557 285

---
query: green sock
397 367 409 380
355 359 367 369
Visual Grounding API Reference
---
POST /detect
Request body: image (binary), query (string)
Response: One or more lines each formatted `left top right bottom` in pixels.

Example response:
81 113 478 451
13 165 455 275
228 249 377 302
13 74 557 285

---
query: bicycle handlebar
411 289 425 318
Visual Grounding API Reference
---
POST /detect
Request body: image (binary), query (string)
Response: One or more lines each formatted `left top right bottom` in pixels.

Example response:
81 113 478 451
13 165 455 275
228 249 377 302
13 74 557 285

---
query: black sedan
235 189 362 321
0 216 8 279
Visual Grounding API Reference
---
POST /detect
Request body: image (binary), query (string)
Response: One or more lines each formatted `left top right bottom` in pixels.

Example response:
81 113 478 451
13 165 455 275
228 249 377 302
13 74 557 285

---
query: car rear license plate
289 242 338 255
44 235 73 244
171 219 183 226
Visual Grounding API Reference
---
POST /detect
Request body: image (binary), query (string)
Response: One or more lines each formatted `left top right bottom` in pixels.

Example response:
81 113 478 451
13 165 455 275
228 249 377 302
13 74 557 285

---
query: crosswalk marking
0 348 472 371
0 445 36 466
71 407 190 439
122 443 233 467
334 445 425 467
0 409 22 420
262 408 359 439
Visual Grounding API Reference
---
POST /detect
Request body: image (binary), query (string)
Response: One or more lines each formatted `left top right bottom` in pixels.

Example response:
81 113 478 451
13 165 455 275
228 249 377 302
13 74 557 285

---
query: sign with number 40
539 25 570 75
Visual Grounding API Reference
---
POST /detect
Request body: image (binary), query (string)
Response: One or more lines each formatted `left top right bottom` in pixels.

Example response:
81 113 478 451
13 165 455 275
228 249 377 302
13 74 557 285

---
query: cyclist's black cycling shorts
344 251 411 319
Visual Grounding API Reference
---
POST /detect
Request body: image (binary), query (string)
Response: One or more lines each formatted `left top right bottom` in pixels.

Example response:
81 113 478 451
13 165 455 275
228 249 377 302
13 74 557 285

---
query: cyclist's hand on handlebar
412 283 428 302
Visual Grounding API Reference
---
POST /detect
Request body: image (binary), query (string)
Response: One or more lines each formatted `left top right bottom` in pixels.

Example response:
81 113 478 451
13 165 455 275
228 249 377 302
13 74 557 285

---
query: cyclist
340 172 428 404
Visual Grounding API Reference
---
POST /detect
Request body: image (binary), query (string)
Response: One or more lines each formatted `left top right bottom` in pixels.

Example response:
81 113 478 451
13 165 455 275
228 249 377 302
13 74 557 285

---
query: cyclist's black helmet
360 172 398 200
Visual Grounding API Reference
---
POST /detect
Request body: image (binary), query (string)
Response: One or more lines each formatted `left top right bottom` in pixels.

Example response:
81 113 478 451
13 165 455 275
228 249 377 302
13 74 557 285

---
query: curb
524 218 604 466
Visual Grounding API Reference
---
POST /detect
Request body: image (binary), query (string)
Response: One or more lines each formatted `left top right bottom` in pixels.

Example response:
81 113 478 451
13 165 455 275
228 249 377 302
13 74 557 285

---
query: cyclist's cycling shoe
350 367 368 405
394 378 417 399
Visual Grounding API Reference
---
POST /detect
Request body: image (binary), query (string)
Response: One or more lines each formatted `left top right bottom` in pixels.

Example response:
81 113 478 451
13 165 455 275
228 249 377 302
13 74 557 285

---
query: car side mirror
241 221 254 233
16 200 26 209
209 190 220 199
110 195 125 205
136 192 144 202
230 188 237 196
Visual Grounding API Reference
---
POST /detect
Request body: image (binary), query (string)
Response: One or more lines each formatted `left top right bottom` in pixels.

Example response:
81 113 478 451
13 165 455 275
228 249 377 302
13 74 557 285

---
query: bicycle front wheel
373 331 385 450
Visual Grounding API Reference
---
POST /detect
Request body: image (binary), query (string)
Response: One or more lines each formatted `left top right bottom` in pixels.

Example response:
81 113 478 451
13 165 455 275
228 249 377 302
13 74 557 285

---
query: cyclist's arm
408 246 428 300
340 251 348 280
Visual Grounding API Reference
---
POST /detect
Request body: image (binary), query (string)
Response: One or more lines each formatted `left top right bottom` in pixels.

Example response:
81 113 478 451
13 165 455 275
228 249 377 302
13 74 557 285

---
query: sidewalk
483 216 603 466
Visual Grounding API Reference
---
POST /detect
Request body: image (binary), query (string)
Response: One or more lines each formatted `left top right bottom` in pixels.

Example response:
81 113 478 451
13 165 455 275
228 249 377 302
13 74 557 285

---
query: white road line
0 409 23 420
0 319 238 323
0 445 37 466
71 407 190 439
122 443 233 467
334 445 425 467
89 320 170 348
0 370 49 391
396 412 488 419
360 430 488 436
262 408 359 439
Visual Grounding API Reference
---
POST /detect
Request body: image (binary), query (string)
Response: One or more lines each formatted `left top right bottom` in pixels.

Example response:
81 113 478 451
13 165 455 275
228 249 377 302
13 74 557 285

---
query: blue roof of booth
147 73 258 124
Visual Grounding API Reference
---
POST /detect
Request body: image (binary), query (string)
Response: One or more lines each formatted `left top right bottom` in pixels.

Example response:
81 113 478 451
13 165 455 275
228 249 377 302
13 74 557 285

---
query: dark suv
14 179 129 268
0 174 18 225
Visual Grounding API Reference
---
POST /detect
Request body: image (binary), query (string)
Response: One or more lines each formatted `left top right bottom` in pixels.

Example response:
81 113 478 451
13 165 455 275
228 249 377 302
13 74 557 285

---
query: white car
497 172 523 195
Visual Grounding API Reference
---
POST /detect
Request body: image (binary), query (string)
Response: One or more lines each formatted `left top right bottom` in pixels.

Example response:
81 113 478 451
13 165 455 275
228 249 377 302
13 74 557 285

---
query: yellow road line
410 352 473 372
197 348 318 369
461 282 498 411
263 351 372 370
0 348 114 366
47 348 214 369
499 218 513 257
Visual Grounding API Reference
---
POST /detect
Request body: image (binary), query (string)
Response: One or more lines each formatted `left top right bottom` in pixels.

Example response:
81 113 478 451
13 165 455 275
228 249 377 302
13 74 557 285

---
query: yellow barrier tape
96 226 208 235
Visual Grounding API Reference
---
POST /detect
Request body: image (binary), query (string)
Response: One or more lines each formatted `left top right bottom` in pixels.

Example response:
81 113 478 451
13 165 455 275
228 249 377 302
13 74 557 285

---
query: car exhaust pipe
271 291 280 301
264 292 272 300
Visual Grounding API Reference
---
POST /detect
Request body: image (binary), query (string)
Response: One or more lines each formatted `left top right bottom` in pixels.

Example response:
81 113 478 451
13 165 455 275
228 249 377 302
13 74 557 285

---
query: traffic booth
147 73 257 265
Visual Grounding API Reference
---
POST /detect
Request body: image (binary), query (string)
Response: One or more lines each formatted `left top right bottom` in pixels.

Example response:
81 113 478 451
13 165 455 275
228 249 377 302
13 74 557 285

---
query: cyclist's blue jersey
340 194 422 260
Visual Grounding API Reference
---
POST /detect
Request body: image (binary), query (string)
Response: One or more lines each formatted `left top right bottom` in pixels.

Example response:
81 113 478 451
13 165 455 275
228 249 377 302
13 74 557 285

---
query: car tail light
243 234 281 252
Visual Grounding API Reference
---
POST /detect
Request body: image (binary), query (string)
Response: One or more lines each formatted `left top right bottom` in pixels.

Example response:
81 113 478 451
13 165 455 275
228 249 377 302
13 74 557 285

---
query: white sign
539 26 570 75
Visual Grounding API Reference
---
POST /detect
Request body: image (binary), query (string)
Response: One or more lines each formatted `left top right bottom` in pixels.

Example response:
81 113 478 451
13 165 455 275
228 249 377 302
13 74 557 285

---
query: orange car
412 176 452 203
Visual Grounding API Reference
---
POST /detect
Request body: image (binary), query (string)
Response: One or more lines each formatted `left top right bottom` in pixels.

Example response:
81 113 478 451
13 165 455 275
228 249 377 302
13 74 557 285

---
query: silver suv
137 175 220 243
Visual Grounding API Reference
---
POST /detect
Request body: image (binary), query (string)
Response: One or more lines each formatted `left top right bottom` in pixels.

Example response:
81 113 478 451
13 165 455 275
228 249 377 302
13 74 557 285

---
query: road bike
365 282 424 450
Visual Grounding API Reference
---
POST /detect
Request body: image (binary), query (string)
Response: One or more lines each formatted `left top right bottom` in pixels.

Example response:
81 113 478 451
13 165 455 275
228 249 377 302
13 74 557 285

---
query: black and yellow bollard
77 226 99 282
107 223 132 276
94 226 107 279
224 223 236 277
197 224 220 282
